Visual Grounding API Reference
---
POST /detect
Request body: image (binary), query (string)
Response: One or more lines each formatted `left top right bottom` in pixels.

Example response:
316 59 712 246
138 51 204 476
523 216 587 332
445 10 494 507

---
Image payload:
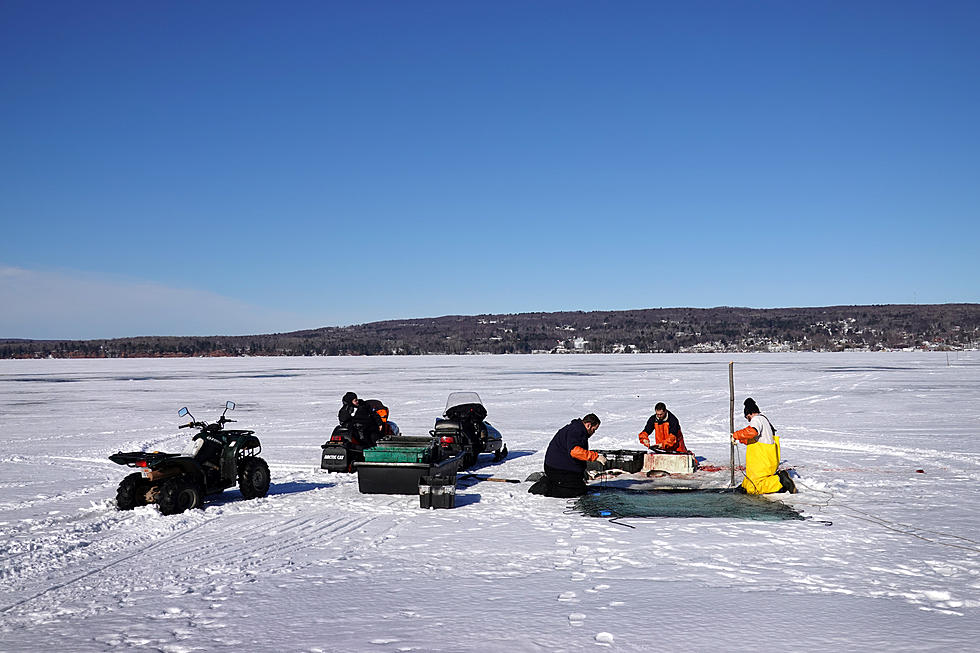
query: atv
430 392 506 469
320 399 399 473
109 401 270 515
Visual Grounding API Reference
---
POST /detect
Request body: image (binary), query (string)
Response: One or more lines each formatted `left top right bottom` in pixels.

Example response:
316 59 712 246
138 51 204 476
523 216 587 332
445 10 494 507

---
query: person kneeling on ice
732 398 796 494
528 414 606 498
638 402 689 453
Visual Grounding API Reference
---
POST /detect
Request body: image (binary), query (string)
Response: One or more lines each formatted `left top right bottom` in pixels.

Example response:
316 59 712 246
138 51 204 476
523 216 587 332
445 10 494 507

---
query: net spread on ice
574 488 805 521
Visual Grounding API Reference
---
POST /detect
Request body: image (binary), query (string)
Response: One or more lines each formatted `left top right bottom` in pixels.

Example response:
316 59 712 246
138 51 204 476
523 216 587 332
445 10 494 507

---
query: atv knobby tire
156 475 204 515
116 472 148 510
238 457 270 499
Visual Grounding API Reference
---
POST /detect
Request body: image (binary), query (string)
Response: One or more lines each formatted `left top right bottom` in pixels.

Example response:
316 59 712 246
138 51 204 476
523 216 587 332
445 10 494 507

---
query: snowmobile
109 401 270 515
320 399 399 473
430 392 506 469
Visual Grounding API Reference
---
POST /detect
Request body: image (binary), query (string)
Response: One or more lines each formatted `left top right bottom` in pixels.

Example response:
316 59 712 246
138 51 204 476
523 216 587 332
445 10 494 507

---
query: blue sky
2 1 978 339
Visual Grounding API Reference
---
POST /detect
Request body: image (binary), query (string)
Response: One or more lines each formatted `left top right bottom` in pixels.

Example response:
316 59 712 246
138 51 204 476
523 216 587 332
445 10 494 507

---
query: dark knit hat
743 397 760 417
342 392 357 404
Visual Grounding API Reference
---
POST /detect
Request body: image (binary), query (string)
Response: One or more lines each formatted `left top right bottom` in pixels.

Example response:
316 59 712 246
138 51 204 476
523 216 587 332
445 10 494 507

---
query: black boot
777 470 797 494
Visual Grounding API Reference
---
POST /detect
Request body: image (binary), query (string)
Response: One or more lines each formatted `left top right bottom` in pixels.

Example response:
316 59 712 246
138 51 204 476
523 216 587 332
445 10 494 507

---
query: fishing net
573 488 804 521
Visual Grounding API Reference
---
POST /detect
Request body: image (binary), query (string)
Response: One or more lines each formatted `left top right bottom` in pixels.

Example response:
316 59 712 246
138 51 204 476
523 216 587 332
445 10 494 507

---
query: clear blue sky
2 1 978 339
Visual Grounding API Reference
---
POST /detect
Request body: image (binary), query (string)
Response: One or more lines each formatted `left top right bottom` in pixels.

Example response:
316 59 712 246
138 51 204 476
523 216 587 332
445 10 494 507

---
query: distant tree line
2 304 978 359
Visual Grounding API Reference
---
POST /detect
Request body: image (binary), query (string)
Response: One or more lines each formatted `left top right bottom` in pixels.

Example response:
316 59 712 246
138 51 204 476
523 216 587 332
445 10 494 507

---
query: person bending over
530 414 606 498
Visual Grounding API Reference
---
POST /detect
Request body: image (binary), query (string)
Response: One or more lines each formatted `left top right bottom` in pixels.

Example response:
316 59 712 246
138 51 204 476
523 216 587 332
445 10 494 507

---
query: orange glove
663 433 677 449
638 432 650 448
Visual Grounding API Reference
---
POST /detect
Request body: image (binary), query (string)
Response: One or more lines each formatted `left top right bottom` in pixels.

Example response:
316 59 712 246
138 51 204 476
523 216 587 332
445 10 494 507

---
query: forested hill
2 304 978 359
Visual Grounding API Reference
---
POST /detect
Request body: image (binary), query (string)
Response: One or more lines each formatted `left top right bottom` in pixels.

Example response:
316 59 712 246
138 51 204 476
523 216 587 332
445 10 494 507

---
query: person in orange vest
732 397 796 494
638 402 689 453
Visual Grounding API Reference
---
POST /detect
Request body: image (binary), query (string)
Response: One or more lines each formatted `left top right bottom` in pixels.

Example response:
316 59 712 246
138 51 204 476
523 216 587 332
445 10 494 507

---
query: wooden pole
729 361 735 486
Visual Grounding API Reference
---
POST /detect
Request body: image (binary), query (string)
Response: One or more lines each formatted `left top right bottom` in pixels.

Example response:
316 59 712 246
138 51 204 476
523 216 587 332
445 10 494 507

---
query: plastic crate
587 449 646 474
643 452 697 474
363 445 433 464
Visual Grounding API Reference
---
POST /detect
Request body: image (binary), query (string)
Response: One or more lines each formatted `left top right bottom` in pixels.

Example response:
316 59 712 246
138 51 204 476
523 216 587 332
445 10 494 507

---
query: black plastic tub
587 449 646 474
356 453 465 495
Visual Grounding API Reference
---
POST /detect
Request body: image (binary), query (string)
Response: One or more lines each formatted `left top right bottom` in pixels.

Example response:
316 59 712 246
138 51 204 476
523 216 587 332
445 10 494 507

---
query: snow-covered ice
1 352 978 651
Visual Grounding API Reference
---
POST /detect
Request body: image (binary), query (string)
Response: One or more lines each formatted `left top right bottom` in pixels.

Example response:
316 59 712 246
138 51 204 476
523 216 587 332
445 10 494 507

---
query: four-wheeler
431 392 507 469
109 401 270 515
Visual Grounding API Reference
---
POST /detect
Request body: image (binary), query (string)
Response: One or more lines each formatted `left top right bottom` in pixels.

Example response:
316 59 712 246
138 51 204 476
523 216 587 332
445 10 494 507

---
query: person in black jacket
338 392 384 447
529 414 606 498
338 392 359 426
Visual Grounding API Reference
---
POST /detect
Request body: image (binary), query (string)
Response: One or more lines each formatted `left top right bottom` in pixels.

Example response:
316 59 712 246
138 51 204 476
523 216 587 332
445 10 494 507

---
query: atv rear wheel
116 472 148 510
238 457 270 499
157 476 204 515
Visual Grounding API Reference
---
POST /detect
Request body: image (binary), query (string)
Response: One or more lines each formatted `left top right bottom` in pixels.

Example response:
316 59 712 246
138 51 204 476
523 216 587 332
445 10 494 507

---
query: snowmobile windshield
446 392 483 412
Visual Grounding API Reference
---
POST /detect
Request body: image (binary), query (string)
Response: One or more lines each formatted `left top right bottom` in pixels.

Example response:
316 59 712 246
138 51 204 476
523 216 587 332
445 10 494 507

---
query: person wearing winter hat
337 391 384 447
731 398 796 494
338 392 359 426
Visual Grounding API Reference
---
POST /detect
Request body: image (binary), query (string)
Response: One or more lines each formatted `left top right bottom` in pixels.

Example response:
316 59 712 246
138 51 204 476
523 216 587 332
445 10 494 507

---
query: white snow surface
1 352 978 652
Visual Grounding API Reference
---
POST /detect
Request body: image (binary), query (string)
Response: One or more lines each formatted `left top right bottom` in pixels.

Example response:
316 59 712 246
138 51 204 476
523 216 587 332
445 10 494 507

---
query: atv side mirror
178 407 189 417
225 401 236 411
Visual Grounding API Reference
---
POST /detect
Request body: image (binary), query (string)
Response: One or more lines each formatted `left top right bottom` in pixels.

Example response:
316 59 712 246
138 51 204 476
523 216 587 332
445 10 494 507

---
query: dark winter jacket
544 419 597 474
349 403 384 446
338 401 356 426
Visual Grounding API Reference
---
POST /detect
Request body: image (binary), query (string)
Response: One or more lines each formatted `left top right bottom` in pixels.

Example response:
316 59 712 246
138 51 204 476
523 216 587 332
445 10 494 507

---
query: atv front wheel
116 472 148 510
157 476 204 515
238 457 270 499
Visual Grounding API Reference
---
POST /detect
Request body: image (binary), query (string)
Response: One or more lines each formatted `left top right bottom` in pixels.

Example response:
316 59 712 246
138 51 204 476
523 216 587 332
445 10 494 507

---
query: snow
1 352 978 652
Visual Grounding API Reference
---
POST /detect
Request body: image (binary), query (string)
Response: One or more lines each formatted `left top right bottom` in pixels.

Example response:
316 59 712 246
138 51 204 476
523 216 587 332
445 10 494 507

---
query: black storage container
356 452 465 494
587 449 646 474
419 475 456 509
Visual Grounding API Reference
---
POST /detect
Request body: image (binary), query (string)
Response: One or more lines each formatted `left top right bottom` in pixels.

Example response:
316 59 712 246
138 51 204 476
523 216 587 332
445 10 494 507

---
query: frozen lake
1 352 978 651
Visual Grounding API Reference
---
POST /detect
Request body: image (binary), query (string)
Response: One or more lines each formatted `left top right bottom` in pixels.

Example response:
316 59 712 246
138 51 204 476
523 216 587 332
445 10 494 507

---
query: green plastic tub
363 444 434 464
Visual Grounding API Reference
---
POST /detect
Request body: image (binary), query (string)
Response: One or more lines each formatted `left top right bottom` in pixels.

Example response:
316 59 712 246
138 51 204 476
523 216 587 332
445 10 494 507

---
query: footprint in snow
595 632 615 645
568 612 586 626
558 591 577 602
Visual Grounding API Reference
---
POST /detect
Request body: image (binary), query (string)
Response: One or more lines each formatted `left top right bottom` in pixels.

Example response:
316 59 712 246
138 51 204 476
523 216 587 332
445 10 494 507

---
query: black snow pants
528 464 589 498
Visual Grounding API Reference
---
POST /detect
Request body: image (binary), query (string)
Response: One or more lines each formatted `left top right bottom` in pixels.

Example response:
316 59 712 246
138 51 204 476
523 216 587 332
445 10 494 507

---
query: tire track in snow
2 491 395 625
0 519 209 616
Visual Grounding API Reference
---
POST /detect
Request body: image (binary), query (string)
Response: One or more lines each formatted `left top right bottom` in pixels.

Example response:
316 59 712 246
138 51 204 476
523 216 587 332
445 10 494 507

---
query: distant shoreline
3 304 978 359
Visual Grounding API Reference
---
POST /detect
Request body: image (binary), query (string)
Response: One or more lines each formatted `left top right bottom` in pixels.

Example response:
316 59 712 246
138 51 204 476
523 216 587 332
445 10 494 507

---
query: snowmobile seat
434 419 463 434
